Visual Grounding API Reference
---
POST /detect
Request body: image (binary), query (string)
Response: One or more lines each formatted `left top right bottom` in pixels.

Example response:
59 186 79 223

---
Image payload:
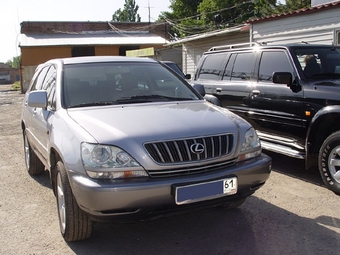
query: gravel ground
0 84 339 255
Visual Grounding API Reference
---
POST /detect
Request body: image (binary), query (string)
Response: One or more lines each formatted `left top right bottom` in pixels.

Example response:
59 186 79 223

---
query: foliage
112 0 141 22
273 0 311 14
158 0 204 39
198 0 255 27
159 0 311 40
285 0 310 10
6 56 21 68
11 81 21 91
253 0 280 18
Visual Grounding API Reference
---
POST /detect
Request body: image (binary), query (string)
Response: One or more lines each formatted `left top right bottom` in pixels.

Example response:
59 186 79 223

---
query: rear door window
197 53 229 80
228 52 255 81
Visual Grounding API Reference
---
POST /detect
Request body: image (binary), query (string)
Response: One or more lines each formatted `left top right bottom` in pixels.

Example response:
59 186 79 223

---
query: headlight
237 128 261 162
81 143 148 179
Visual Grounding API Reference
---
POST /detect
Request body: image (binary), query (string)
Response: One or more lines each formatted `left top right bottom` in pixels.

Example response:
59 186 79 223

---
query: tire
23 131 45 175
319 131 340 195
218 198 246 210
56 160 92 241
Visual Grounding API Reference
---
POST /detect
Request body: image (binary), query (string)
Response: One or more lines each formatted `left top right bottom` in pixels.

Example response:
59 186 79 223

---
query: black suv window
294 48 340 78
229 52 255 81
198 53 229 80
258 51 294 82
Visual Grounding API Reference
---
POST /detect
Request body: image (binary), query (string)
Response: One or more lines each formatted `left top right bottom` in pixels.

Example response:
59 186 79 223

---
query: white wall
252 7 340 45
312 0 335 6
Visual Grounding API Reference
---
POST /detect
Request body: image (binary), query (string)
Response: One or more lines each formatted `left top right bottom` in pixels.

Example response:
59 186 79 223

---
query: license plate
175 177 237 205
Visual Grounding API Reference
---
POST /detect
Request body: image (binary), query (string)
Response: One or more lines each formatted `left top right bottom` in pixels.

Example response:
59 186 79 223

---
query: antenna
145 0 155 23
148 0 150 23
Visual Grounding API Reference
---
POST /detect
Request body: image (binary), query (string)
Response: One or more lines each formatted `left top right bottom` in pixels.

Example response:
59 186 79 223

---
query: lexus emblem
190 143 205 154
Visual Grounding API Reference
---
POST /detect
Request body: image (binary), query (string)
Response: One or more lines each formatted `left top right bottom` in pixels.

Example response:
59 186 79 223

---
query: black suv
193 43 340 195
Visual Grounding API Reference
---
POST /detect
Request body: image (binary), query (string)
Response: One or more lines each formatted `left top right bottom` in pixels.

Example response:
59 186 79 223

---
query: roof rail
208 42 262 51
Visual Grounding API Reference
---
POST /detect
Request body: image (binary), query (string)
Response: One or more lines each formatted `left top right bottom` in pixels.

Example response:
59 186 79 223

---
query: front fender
306 105 340 168
47 109 96 174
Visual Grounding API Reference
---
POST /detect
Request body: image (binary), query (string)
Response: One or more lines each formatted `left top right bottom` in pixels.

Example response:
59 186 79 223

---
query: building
250 0 340 45
19 21 171 92
0 63 19 84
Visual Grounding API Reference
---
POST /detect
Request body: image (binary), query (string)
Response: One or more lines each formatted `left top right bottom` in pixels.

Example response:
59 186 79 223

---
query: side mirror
272 72 301 92
185 74 191 80
204 94 222 106
272 72 292 85
192 84 205 96
27 90 48 109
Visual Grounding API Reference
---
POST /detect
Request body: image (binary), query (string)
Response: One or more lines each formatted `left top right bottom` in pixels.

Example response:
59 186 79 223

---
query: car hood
305 79 340 102
67 101 243 145
313 79 340 86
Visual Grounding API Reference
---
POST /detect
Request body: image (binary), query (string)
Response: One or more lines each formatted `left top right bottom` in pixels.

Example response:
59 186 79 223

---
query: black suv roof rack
208 42 265 51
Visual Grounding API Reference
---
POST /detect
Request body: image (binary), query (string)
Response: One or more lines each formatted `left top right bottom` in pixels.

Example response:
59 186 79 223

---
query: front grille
144 134 234 164
146 158 237 178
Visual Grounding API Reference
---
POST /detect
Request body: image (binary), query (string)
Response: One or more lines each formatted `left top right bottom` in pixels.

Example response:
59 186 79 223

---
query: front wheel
23 131 45 175
56 160 92 241
319 131 340 195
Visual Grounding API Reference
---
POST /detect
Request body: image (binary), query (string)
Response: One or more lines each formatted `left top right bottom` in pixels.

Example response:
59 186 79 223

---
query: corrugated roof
248 0 340 24
19 31 169 47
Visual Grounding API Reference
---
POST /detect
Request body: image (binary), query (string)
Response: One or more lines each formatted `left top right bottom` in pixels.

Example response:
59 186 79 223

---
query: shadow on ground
66 195 339 255
264 150 324 187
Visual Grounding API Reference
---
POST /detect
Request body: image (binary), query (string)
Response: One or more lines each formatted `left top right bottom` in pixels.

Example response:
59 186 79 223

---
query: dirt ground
0 84 339 255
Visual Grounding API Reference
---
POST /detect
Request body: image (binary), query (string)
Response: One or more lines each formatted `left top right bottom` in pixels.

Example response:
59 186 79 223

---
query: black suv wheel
319 131 340 195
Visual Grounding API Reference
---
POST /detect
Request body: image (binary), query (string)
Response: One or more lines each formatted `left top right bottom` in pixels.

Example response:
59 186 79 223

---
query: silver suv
21 56 271 241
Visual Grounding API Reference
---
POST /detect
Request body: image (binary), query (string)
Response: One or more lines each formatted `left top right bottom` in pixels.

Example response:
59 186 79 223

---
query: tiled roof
248 1 340 24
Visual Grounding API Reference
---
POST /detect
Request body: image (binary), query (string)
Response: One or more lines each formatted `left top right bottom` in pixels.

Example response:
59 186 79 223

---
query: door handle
251 90 260 96
216 87 222 93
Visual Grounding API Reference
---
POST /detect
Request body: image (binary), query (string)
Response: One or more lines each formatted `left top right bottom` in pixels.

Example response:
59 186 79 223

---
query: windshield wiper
68 101 118 108
116 94 194 103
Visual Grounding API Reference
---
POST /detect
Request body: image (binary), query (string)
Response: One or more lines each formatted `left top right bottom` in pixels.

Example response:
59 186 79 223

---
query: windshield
62 62 200 108
294 47 340 79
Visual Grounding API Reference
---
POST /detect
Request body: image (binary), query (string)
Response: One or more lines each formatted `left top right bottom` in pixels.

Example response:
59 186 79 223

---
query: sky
0 0 171 63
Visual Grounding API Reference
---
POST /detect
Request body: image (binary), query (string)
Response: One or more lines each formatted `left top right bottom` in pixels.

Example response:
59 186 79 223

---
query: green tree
198 0 255 27
112 0 141 22
159 0 205 38
253 0 279 18
159 0 311 39
285 0 310 10
273 0 310 14
6 56 21 68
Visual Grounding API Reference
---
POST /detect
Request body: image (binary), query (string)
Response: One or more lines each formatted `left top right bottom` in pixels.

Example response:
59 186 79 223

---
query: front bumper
69 153 271 222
